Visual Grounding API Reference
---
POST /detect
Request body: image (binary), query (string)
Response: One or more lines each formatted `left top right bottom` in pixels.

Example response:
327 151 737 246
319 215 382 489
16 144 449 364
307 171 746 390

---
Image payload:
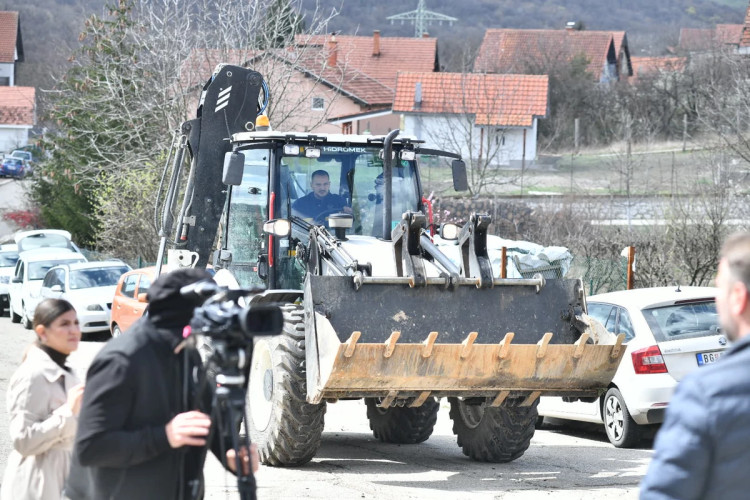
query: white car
8 249 88 328
0 244 19 315
537 286 725 448
39 261 132 335
14 229 81 254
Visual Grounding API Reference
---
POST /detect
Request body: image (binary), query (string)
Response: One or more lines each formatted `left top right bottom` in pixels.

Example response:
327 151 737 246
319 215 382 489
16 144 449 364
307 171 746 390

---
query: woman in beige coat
1 299 84 500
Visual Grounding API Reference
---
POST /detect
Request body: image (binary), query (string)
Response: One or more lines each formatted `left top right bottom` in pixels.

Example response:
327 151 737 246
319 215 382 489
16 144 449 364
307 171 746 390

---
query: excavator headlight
263 219 291 237
305 148 321 158
400 150 416 161
439 223 460 241
284 144 300 156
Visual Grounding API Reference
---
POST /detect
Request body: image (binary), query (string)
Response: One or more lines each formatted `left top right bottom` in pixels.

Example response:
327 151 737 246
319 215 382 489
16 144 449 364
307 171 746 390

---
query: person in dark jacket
64 268 256 500
292 169 351 224
640 232 750 500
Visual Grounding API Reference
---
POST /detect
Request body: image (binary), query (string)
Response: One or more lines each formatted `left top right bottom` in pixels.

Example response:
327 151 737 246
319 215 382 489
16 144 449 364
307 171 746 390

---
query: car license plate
696 351 722 366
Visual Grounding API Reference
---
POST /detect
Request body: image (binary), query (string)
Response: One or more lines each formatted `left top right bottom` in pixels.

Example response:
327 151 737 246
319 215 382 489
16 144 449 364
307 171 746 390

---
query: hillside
0 0 745 88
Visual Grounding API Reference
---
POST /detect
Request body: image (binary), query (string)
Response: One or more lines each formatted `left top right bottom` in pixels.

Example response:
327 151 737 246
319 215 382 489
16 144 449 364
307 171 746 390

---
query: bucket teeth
573 332 590 359
343 331 361 358
379 390 398 409
460 332 478 359
422 331 438 358
536 332 553 358
383 331 400 358
498 332 515 359
409 391 431 408
491 390 511 407
611 333 625 358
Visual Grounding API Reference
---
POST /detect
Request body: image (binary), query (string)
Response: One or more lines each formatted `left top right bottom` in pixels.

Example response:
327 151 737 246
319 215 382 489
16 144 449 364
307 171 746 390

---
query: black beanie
147 268 212 327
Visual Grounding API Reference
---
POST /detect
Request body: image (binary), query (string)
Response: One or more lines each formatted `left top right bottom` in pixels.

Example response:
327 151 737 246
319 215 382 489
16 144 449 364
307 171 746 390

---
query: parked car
8 249 88 328
110 266 155 337
0 244 19 315
537 286 725 448
8 149 33 164
14 229 82 254
0 157 29 179
39 260 131 336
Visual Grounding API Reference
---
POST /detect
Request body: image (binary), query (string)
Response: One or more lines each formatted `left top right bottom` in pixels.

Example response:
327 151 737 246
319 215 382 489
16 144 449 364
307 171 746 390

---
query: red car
110 267 155 337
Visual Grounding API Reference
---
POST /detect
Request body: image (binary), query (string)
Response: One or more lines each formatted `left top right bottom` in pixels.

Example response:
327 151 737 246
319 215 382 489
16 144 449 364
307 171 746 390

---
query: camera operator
63 268 258 500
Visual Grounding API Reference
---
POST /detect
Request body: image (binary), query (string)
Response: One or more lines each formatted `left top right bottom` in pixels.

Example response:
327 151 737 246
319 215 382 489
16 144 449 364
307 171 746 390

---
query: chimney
373 30 381 56
414 82 422 110
327 35 338 66
566 21 583 31
422 32 430 38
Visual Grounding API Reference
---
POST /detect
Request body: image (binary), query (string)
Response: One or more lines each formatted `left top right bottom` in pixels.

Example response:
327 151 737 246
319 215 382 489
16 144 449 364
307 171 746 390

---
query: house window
311 97 324 110
342 122 353 134
0 77 9 86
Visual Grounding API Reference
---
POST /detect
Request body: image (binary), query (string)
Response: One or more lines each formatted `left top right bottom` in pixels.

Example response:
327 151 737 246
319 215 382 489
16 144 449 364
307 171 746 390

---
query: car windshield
70 266 130 289
29 259 86 280
18 233 72 252
0 251 19 268
642 300 719 342
278 145 420 237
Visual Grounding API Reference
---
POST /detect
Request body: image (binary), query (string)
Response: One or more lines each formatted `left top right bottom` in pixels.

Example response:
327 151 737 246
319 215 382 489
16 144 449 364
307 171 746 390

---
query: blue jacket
640 334 750 500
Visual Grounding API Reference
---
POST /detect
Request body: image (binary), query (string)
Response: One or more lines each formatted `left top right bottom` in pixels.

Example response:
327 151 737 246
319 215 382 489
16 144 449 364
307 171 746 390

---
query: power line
386 0 458 38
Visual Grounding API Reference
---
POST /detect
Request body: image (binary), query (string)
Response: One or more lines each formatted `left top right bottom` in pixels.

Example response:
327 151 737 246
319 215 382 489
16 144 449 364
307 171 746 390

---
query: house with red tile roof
474 26 632 83
630 56 686 83
0 86 35 152
180 31 438 134
0 11 33 153
394 72 548 167
0 11 23 87
680 24 743 53
740 3 750 54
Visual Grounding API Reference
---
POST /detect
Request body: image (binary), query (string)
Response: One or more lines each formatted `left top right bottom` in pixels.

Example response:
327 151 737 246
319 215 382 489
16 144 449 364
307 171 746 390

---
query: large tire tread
449 397 538 463
248 304 326 467
365 397 439 444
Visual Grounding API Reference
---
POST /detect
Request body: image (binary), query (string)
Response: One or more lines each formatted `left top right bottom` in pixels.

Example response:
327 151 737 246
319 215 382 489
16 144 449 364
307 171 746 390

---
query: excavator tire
247 304 326 466
448 397 538 463
365 397 439 444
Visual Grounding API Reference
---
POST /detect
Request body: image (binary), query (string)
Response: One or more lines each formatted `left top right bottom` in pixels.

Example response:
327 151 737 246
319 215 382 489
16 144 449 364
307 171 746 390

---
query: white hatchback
8 249 88 328
537 286 725 448
39 261 132 335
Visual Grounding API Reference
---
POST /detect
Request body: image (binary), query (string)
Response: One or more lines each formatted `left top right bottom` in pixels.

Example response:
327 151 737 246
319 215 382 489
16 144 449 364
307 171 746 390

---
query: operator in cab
292 169 352 225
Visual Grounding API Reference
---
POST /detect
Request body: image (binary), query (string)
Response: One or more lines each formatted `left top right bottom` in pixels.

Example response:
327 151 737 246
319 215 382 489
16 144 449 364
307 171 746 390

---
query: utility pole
387 0 458 38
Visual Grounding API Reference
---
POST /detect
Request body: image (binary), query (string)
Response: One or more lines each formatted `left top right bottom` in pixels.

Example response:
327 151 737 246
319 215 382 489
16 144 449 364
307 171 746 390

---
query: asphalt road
0 316 652 499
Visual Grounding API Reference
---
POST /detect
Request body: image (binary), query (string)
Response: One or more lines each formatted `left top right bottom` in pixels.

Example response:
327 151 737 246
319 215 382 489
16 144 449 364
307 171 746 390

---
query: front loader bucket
304 275 625 406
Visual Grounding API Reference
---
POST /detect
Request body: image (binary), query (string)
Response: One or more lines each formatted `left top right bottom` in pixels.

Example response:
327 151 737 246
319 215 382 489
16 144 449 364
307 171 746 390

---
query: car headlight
86 304 104 311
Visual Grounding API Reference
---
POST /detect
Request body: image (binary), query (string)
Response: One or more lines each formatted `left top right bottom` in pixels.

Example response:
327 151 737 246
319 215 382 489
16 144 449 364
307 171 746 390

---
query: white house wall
0 63 14 86
0 125 30 153
402 114 538 167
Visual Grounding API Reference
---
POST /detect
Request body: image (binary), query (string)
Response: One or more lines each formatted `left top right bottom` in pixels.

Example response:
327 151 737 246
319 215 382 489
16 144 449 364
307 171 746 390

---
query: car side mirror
50 284 63 293
451 159 469 192
11 277 21 283
222 152 245 186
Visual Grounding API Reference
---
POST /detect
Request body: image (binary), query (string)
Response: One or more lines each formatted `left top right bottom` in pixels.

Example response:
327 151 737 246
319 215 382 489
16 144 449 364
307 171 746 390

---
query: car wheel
112 324 122 338
603 388 642 448
9 302 21 323
21 306 32 330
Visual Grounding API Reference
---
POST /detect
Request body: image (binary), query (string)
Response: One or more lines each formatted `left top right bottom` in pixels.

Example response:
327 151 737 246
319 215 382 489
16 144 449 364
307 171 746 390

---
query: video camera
180 281 284 500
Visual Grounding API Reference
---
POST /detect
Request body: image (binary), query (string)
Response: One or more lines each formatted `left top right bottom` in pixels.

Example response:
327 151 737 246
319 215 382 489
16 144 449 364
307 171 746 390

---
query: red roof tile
742 5 750 47
474 29 623 80
0 11 19 63
680 25 742 51
0 86 35 125
394 72 548 127
296 34 437 90
630 56 686 83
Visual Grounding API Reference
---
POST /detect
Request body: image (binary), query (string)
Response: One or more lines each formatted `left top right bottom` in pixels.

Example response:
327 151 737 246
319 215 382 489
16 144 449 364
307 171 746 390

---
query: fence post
626 246 636 290
501 247 507 278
